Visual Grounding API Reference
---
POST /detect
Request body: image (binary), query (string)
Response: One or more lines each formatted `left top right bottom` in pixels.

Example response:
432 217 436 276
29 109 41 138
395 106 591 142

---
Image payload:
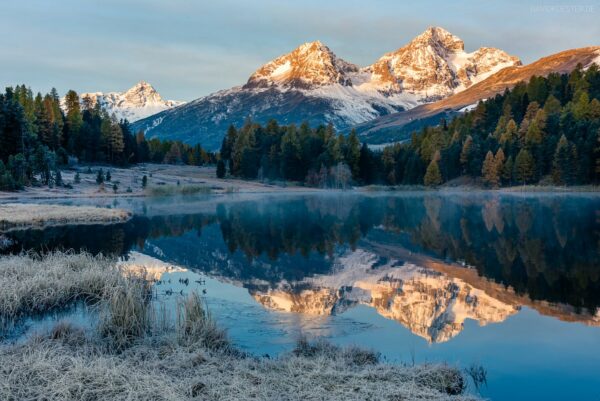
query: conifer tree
499 119 518 145
96 169 104 184
64 90 82 152
460 135 473 173
482 151 500 187
345 129 361 179
552 135 570 184
109 117 124 162
502 155 514 185
280 125 302 180
424 151 442 186
515 149 534 184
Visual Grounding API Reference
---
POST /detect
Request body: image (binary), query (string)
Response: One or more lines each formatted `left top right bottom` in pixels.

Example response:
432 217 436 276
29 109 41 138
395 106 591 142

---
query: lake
3 192 600 401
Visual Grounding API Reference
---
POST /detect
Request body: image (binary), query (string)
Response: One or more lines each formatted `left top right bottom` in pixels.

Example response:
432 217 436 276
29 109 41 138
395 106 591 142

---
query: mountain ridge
132 27 520 150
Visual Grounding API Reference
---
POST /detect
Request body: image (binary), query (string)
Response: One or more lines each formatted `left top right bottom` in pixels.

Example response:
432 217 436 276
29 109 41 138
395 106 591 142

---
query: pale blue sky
1 0 598 101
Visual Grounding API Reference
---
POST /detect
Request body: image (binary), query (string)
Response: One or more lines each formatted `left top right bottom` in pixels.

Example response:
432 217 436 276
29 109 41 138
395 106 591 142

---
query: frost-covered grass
0 252 127 330
176 291 229 350
0 252 480 401
0 203 131 231
98 276 153 351
0 333 479 401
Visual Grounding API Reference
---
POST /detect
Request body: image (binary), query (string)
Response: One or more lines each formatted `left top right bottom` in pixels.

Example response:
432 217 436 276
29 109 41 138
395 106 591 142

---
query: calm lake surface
3 192 600 401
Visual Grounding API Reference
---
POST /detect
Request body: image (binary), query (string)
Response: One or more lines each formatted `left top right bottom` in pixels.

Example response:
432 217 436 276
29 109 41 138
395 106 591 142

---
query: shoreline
0 252 480 401
0 163 597 201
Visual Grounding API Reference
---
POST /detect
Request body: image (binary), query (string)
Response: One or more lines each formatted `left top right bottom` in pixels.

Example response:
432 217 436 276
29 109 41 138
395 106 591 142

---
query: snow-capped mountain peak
78 82 184 122
411 26 465 52
122 81 165 106
244 40 359 90
365 26 521 99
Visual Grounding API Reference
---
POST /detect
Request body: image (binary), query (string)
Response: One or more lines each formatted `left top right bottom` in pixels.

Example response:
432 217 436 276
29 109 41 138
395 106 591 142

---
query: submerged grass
0 252 480 401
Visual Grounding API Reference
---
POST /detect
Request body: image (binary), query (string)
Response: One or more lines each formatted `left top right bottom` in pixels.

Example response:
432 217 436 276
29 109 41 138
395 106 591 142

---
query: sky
1 0 599 101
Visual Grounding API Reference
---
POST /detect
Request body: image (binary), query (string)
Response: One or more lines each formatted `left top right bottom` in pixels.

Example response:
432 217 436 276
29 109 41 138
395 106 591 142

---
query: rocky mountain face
77 81 183 122
132 27 520 150
244 40 359 89
366 27 520 98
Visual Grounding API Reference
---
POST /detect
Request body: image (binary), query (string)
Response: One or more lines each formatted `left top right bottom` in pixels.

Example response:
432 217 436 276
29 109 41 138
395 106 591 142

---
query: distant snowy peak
245 41 359 90
80 81 184 122
365 26 521 99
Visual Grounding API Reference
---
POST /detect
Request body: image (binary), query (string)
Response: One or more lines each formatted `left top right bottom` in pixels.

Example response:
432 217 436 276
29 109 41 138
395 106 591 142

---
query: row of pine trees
220 65 600 187
218 121 366 188
0 86 215 190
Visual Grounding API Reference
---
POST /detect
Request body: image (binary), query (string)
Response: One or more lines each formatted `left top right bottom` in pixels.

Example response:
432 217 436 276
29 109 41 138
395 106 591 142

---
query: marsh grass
465 363 488 391
98 277 152 351
176 291 229 350
145 184 212 197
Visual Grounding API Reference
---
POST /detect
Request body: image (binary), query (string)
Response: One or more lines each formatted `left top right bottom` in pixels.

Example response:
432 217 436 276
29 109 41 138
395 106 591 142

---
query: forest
219 65 600 187
0 86 215 190
2 65 600 192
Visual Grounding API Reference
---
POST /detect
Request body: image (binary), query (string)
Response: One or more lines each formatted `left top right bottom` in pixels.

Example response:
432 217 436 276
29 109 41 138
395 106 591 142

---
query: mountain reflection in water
4 193 600 342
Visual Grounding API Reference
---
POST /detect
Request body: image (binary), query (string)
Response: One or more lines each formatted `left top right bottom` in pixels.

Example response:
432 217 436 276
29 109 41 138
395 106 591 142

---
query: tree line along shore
1 66 599 193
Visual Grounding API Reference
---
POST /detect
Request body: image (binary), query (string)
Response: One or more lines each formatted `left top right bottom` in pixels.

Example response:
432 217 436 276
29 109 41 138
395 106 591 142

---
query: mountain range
130 27 523 150
80 27 599 150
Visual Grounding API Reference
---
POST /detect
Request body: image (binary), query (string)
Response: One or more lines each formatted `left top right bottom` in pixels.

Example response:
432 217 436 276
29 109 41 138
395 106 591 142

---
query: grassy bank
0 203 131 231
0 252 480 401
